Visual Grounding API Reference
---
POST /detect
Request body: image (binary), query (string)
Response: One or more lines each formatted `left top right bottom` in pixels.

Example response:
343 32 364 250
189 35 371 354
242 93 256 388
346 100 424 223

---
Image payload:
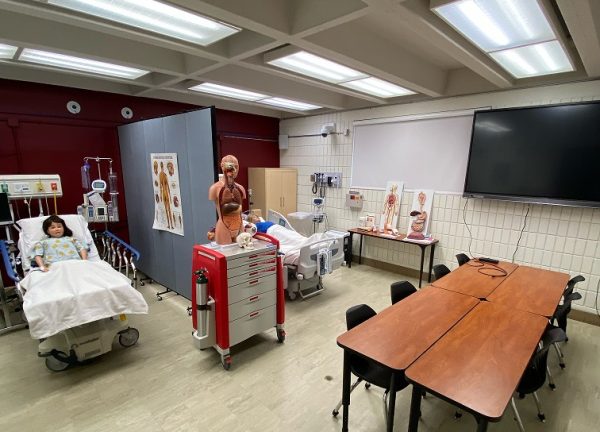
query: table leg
427 244 436 283
418 245 426 288
347 232 353 269
476 417 489 432
358 234 363 265
342 351 351 432
408 385 422 432
386 374 396 432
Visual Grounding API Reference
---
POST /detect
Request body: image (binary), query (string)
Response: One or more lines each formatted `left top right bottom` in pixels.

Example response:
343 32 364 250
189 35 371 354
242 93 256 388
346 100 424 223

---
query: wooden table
488 265 569 317
336 286 479 431
431 260 518 298
347 228 438 287
405 302 549 432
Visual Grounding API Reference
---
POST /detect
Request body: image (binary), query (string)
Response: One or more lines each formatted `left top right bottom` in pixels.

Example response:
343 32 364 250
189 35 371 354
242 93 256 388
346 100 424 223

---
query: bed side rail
95 231 140 289
296 235 344 278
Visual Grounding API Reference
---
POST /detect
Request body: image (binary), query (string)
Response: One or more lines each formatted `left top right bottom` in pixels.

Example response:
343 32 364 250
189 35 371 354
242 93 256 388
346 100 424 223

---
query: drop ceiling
0 0 598 118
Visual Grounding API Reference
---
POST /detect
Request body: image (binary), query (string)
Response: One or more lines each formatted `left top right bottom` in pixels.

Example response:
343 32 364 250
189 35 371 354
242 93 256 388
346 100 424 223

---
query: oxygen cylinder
195 269 209 337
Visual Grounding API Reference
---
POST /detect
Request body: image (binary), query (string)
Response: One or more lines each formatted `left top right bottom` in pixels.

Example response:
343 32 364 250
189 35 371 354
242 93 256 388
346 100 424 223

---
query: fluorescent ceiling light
19 49 149 79
490 41 573 78
48 0 240 46
433 0 554 52
340 77 415 98
259 97 321 111
268 51 368 84
189 83 267 101
0 43 18 59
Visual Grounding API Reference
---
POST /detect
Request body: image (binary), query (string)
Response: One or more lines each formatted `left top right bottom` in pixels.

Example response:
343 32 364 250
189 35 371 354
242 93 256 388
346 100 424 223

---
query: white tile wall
280 80 600 315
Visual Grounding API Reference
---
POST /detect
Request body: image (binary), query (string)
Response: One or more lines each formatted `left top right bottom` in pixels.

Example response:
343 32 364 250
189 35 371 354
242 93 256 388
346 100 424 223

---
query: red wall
0 79 280 238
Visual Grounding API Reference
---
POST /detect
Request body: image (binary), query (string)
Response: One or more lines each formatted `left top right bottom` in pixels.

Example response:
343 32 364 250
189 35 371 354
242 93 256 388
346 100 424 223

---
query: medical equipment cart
191 233 285 370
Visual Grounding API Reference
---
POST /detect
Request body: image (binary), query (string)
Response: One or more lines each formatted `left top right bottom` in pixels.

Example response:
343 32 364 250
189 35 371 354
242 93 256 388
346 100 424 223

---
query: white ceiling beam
556 0 600 77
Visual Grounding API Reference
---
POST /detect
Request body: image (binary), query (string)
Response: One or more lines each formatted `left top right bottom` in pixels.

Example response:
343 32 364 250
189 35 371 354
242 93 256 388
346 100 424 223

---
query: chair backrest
518 327 566 394
433 264 451 280
564 275 585 299
390 281 417 305
456 253 470 266
346 304 377 330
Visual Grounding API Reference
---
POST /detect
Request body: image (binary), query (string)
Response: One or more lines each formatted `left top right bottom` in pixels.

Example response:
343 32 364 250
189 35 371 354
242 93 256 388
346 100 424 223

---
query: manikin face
47 222 64 238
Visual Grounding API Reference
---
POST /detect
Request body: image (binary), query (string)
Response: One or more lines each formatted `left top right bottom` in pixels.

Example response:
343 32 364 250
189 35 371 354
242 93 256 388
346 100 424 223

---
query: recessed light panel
19 49 149 79
259 97 321 111
49 0 240 46
189 83 267 101
490 40 573 79
0 43 18 59
268 51 367 84
433 0 554 52
340 77 415 98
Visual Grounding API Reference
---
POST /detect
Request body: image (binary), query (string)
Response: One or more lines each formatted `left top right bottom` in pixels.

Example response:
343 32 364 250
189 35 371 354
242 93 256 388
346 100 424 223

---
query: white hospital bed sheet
266 224 335 266
21 260 148 339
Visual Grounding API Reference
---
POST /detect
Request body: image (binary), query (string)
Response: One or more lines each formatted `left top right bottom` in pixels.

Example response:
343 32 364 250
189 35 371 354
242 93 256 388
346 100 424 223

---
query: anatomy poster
406 189 434 240
150 153 184 236
379 180 404 232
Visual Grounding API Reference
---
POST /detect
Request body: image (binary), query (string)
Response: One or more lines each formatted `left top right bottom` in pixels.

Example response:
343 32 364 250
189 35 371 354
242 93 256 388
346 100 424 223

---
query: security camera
320 122 336 137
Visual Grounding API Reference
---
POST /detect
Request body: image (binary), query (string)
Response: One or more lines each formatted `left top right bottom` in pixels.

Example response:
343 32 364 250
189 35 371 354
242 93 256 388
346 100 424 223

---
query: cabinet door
281 170 297 215
248 168 266 213
265 170 283 213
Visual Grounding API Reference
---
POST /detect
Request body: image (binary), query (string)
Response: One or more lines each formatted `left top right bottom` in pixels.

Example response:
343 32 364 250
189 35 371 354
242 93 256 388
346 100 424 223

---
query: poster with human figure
406 189 434 240
150 153 184 236
379 181 404 233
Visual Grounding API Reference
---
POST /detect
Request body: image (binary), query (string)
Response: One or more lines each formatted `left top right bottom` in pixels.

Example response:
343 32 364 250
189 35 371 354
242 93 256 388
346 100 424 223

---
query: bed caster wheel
221 356 231 371
277 328 286 343
156 295 163 301
559 363 565 369
288 291 296 300
45 353 70 372
538 414 546 422
549 383 556 390
365 383 371 390
119 328 140 347
332 409 339 417
140 281 145 286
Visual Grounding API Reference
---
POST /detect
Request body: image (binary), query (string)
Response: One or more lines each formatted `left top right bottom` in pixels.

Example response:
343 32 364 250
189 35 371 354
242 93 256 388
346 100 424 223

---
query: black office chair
432 264 451 280
510 327 567 432
332 304 409 426
390 281 417 305
548 275 584 369
456 253 470 266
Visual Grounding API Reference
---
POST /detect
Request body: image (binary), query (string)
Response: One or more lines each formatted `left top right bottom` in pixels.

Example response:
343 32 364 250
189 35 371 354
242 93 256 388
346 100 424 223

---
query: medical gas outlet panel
0 174 62 199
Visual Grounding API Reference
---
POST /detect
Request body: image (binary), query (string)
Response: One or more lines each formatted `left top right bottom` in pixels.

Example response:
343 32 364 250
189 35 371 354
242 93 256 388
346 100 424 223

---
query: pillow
17 214 99 270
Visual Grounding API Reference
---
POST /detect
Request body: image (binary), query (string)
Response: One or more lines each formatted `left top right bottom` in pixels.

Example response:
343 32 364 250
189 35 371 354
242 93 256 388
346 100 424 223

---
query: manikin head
220 155 239 183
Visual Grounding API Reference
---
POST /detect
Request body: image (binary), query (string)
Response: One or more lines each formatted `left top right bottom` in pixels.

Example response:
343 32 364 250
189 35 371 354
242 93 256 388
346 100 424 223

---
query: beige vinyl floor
1 264 599 432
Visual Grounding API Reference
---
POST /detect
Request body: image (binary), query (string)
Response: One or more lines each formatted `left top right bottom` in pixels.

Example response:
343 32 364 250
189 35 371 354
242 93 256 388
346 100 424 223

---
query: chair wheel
518 393 525 399
538 414 546 422
365 383 371 389
332 409 339 417
454 411 462 419
559 363 565 369
549 383 556 390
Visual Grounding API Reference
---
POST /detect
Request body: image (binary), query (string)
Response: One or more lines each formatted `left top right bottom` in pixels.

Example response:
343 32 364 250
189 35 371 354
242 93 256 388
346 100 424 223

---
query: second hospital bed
265 209 348 299
1 214 148 371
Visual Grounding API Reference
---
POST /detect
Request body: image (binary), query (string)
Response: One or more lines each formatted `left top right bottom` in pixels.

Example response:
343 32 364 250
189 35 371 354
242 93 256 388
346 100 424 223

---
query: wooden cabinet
248 168 297 216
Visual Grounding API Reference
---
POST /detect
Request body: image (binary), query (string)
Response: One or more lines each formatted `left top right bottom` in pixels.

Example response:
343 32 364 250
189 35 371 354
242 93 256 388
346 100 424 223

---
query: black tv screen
464 101 600 207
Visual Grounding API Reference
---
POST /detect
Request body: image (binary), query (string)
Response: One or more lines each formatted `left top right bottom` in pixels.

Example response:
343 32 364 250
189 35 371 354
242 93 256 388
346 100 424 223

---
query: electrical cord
511 204 530 263
467 259 508 277
312 181 318 195
462 197 474 258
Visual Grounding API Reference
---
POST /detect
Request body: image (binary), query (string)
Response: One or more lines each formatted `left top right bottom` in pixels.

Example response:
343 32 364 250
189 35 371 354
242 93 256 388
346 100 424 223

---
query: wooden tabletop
405 302 548 420
337 286 479 371
347 228 438 244
488 265 569 317
432 260 518 299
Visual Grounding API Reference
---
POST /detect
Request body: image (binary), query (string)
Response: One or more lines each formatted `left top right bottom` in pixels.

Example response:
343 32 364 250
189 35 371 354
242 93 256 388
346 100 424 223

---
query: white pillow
17 214 99 270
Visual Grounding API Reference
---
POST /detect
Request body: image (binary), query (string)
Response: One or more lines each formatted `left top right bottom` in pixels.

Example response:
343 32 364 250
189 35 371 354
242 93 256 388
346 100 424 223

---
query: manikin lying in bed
20 215 147 340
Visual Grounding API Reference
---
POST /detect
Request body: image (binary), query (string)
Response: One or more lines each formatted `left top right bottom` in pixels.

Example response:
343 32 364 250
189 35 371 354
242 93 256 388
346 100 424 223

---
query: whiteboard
351 110 477 192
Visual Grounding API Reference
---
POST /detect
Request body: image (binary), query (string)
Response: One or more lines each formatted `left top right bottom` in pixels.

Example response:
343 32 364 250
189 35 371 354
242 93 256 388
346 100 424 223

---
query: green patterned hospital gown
33 237 85 266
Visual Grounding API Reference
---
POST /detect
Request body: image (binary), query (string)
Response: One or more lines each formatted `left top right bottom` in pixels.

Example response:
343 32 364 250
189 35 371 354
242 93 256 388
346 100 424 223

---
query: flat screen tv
463 101 600 207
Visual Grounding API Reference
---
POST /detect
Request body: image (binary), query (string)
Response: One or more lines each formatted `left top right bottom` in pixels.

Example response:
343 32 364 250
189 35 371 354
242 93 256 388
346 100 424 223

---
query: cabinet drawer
228 273 277 304
228 265 277 287
227 249 276 270
228 290 276 321
229 305 276 347
227 257 278 278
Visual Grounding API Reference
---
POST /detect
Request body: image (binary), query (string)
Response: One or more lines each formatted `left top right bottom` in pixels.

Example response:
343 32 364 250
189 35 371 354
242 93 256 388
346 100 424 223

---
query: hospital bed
0 214 148 371
266 209 348 299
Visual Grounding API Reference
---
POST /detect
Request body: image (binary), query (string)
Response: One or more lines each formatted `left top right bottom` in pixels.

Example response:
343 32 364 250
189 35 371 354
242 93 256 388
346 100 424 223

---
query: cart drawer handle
249 311 260 318
248 279 259 285
249 296 259 302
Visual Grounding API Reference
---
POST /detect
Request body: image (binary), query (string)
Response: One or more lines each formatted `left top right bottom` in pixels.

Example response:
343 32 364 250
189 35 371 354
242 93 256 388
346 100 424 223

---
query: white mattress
21 260 148 339
266 224 336 266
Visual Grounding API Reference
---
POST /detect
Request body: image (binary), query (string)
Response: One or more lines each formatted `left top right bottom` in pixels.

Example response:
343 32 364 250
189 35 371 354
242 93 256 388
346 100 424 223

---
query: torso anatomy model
208 155 246 244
